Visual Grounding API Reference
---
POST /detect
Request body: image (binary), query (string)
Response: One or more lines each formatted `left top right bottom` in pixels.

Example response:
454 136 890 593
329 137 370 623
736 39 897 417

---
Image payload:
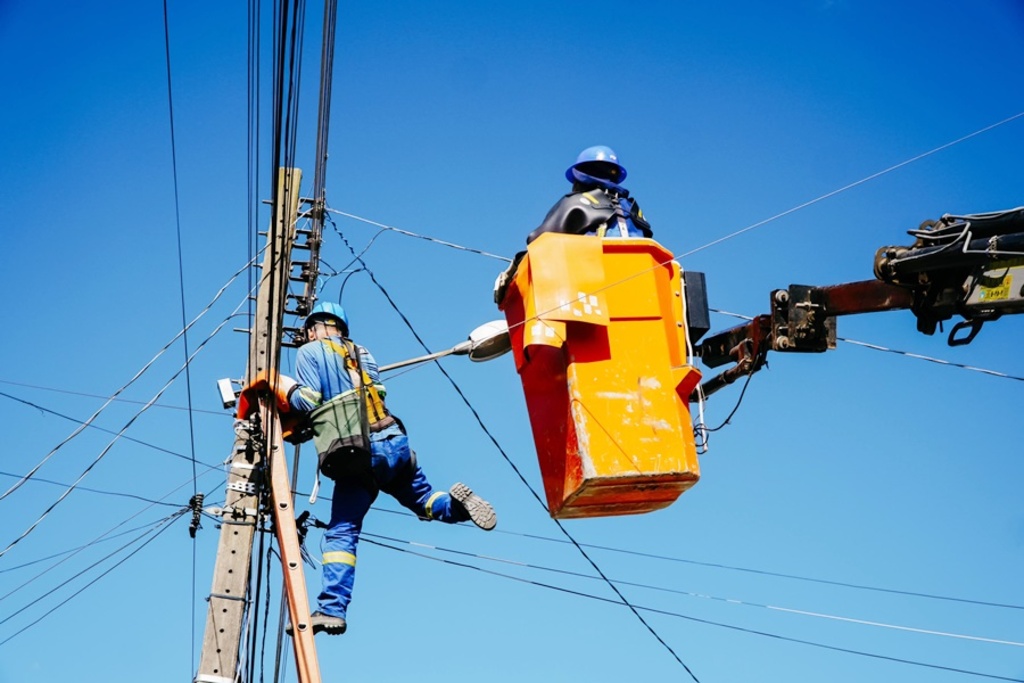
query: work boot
450 483 497 531
311 611 347 635
285 611 347 636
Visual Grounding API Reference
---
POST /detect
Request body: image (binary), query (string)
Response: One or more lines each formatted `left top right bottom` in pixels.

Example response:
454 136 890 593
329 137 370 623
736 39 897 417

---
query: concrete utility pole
196 168 321 683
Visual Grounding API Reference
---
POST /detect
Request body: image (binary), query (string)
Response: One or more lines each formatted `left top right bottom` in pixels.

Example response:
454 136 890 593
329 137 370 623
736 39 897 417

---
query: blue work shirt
289 336 385 413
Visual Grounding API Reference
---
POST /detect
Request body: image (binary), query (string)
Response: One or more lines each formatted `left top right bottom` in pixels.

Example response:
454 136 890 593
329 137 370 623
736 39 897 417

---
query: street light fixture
379 320 511 372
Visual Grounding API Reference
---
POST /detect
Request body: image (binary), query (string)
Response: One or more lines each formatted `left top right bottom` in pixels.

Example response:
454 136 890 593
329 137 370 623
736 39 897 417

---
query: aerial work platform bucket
498 233 702 519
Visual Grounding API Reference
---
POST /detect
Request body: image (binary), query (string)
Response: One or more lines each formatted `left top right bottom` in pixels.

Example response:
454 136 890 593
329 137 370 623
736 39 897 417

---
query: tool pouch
310 391 372 480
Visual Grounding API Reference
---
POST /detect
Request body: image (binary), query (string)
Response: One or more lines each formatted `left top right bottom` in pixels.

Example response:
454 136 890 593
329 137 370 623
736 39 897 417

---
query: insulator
188 492 205 539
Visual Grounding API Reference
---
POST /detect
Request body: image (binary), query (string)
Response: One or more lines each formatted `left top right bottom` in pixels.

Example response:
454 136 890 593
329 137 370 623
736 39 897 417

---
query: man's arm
290 345 324 412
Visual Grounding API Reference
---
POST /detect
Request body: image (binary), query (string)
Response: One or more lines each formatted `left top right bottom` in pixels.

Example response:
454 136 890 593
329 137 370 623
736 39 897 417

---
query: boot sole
450 483 497 531
312 615 347 635
287 615 347 636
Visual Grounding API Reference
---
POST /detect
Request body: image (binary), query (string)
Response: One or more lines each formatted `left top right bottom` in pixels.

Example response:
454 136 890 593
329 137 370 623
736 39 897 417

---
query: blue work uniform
290 335 470 620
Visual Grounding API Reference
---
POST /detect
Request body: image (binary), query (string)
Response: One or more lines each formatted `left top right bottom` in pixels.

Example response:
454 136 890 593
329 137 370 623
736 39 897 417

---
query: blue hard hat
306 301 349 335
565 145 627 183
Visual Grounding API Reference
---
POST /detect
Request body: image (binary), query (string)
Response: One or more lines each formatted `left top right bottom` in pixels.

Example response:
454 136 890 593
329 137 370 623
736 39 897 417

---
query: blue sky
1 1 1022 681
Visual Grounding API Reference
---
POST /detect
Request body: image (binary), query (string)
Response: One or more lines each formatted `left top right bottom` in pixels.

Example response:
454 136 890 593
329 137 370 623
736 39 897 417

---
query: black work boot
450 483 497 531
285 611 347 636
311 611 347 635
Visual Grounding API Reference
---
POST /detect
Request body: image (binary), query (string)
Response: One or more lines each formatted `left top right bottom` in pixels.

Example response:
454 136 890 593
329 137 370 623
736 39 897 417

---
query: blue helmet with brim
565 145 627 183
305 301 349 336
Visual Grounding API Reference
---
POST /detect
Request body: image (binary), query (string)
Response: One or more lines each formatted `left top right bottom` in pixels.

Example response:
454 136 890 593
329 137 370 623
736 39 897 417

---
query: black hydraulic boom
693 206 1024 397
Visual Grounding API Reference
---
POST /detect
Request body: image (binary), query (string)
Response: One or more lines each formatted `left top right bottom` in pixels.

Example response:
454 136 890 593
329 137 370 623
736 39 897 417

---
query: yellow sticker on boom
979 274 1012 301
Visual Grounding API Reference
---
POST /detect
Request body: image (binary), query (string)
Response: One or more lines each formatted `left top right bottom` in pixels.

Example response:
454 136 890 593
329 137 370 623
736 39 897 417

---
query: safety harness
319 338 392 428
307 338 399 490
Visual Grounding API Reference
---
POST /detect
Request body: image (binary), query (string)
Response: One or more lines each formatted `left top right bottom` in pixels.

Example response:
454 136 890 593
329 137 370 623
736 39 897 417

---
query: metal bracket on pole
227 481 257 495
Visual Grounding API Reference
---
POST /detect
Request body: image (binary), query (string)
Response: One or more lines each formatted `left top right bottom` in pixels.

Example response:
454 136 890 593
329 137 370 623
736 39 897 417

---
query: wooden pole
196 168 320 683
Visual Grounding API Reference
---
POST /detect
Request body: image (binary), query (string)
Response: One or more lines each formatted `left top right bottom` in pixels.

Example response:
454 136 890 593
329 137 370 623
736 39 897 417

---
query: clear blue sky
1 2 1022 682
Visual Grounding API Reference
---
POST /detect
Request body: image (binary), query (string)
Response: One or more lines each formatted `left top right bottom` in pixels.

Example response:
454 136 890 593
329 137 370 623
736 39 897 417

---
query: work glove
281 412 313 444
236 369 299 419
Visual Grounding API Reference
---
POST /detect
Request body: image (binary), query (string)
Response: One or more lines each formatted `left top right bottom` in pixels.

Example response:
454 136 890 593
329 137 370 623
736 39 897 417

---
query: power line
363 531 1024 648
678 110 1024 258
838 336 1024 381
348 503 1024 612
0 476 220 606
495 520 1024 612
160 0 198 639
0 298 245 559
0 469 190 507
0 379 229 416
326 207 513 262
0 520 170 574
710 308 1024 383
0 261 251 502
363 537 1024 683
0 515 172 612
160 0 201 488
0 509 186 647
0 390 219 467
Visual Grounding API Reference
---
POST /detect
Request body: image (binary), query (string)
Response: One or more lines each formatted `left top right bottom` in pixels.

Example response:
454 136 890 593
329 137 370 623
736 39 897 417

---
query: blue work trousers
317 424 467 619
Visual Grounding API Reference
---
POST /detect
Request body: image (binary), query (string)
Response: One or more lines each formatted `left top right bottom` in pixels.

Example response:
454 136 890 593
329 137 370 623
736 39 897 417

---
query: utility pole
196 168 321 683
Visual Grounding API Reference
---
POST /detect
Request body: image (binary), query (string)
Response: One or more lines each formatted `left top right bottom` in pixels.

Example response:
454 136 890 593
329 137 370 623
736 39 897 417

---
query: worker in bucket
527 145 652 244
240 301 496 636
495 145 653 304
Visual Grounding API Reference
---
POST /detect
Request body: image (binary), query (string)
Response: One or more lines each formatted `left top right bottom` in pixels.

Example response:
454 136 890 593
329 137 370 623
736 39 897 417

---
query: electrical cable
363 537 1024 683
0 509 186 647
159 1 202 660
710 308 1024 383
363 531 1024 648
244 458 269 683
160 0 201 490
0 469 191 507
322 228 386 281
258 534 275 683
247 0 262 332
678 110 1024 259
0 379 228 416
700 356 762 434
837 336 1024 381
0 259 253 502
0 297 248 559
0 513 179 621
0 390 218 467
326 207 513 262
0 519 171 574
497 523 1024 612
242 4 307 680
319 502 1024 612
0 476 221 606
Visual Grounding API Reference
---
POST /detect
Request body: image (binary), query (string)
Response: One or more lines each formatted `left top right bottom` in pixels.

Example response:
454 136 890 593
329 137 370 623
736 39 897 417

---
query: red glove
236 369 298 418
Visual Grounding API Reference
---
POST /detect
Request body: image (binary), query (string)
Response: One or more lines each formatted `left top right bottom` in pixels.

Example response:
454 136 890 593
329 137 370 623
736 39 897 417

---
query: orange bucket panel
500 233 701 519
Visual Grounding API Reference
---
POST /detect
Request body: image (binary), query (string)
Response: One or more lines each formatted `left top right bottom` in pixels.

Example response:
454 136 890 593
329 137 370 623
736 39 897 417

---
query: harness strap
320 339 390 424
